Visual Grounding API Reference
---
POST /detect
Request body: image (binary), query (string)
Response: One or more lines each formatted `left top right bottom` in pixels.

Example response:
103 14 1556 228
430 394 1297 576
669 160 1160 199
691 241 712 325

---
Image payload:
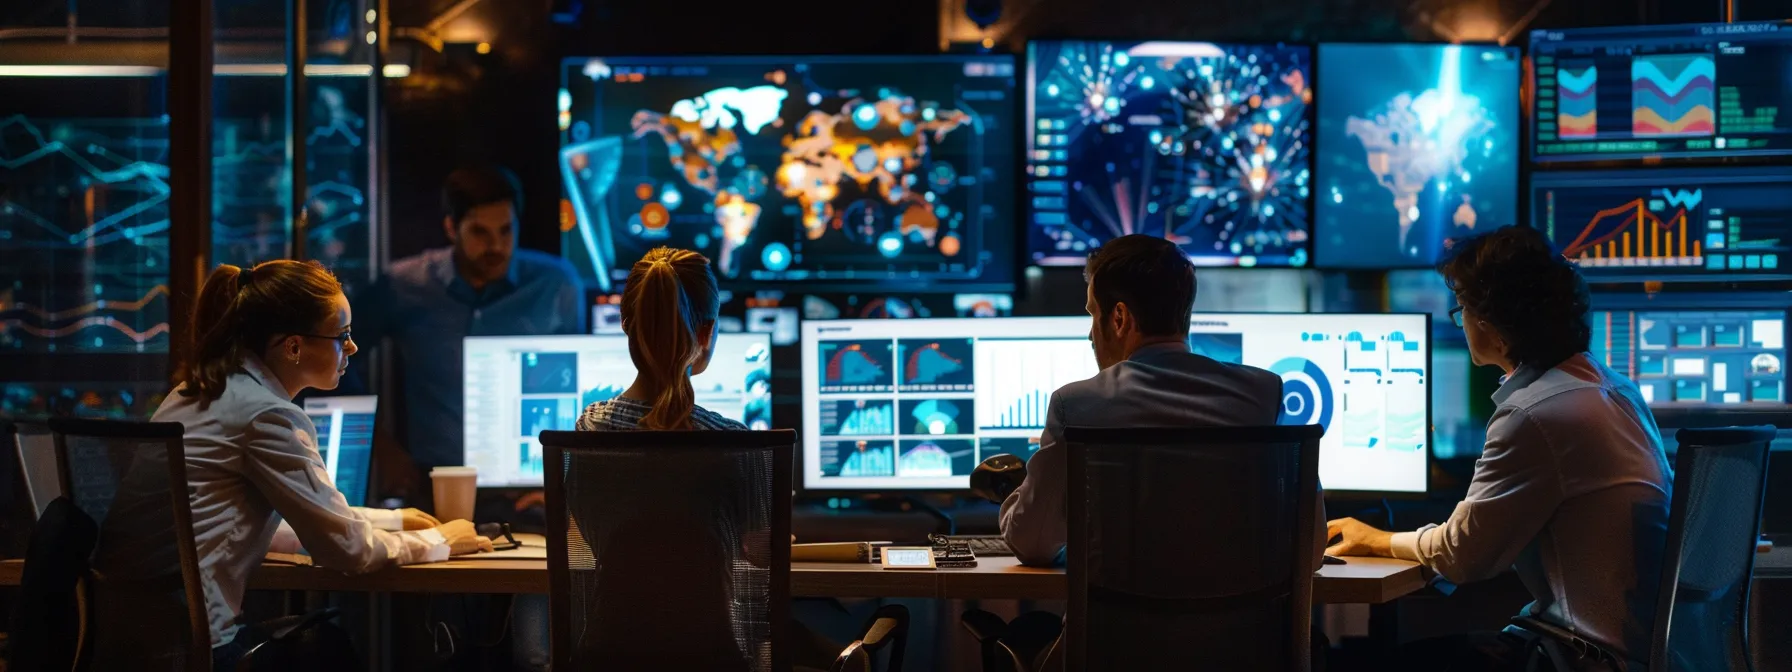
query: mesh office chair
48 418 211 672
541 429 796 671
1060 424 1323 672
1650 426 1774 672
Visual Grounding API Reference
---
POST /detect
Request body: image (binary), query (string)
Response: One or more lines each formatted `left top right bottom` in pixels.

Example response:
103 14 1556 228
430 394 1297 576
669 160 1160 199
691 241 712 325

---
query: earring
291 354 301 365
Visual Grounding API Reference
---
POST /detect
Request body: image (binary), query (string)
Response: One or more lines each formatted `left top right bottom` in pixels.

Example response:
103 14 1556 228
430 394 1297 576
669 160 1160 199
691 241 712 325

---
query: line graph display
818 399 896 436
900 398 972 435
1631 54 1715 138
1531 167 1792 278
973 338 1098 430
820 440 896 477
897 338 974 391
898 439 975 477
817 340 895 393
1558 62 1598 139
1531 21 1792 161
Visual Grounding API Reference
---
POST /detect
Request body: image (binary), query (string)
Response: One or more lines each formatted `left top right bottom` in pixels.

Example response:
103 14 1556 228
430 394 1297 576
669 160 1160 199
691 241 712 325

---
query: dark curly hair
1437 226 1591 371
1085 234 1197 338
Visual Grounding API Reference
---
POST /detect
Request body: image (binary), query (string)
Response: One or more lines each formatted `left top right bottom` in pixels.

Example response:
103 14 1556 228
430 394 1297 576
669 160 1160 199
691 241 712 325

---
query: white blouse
151 356 449 648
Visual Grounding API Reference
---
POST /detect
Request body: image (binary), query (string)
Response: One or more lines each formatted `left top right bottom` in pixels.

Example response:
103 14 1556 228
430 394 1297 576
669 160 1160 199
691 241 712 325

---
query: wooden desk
0 556 1426 604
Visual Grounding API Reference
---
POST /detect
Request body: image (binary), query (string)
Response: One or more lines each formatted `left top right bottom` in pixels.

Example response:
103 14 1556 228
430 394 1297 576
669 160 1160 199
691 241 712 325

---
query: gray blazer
998 342 1285 566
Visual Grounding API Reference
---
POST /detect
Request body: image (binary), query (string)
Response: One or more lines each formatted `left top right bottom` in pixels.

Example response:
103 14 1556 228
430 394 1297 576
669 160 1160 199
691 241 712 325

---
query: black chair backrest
1651 426 1774 672
48 418 210 672
540 429 794 672
1062 424 1322 672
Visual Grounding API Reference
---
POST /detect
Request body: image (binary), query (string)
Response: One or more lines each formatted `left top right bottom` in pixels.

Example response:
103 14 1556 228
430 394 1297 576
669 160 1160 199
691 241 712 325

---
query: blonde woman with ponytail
575 246 738 431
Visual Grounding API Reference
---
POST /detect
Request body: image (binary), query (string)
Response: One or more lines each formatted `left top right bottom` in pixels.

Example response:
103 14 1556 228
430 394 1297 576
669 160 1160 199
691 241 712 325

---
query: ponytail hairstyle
621 247 721 430
181 260 343 400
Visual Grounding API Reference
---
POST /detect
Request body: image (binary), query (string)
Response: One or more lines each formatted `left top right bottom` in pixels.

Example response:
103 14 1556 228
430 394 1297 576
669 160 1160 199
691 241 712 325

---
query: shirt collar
1492 363 1546 405
431 247 520 297
1128 340 1193 362
239 354 296 401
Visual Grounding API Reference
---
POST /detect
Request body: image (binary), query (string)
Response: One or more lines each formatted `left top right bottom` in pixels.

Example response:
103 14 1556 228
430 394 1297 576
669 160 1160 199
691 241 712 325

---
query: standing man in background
353 165 585 506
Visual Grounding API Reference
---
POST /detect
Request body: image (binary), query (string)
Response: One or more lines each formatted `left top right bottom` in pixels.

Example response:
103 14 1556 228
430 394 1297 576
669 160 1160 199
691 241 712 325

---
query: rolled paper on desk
792 542 893 563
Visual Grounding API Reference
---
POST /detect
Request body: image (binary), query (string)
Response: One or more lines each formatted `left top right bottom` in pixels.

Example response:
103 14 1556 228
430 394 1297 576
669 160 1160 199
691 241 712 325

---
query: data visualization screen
559 55 1017 292
1026 41 1313 268
1531 21 1792 162
801 314 1429 494
463 333 773 486
1316 44 1520 267
1591 309 1786 406
1531 166 1792 278
302 396 377 507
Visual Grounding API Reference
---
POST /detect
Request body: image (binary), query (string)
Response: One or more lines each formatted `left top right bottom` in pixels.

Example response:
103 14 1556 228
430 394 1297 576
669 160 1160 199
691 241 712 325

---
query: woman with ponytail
575 246 736 431
151 260 489 669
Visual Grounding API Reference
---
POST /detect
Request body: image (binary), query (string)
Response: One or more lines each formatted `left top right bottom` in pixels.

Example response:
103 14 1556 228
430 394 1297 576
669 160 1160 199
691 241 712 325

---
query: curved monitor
800 314 1430 495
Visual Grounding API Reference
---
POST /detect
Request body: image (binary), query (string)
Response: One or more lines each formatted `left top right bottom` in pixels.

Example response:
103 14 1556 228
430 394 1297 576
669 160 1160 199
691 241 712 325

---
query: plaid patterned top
576 397 746 431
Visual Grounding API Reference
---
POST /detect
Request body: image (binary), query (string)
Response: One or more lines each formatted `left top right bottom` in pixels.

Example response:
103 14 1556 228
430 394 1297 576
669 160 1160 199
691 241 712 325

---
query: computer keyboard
945 535 1014 557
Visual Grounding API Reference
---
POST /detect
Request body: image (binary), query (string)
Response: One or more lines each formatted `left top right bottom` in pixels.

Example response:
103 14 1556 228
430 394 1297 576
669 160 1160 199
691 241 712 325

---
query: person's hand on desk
1325 517 1394 558
398 508 442 530
435 519 494 556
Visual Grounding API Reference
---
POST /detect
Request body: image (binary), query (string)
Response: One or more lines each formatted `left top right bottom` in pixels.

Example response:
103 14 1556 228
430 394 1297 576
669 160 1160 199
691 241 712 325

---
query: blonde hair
622 247 721 429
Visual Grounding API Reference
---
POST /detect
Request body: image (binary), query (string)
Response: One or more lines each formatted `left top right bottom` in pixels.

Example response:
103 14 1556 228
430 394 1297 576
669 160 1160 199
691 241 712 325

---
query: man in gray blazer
999 234 1286 567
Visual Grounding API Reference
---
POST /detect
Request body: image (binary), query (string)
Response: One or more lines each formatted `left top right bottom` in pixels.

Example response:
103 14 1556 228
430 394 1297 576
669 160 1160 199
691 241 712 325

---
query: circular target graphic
1270 357 1333 430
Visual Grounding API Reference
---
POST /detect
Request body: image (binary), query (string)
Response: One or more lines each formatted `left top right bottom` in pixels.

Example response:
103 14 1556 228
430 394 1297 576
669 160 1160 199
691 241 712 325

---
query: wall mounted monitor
1025 41 1314 268
559 55 1017 293
800 313 1429 495
463 333 773 487
1591 308 1786 407
1530 21 1792 163
1315 44 1521 268
1529 165 1792 280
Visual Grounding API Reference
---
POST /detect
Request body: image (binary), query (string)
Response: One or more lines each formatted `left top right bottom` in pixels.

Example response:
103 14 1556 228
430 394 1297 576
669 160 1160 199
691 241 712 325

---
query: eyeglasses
1448 306 1466 328
295 331 355 347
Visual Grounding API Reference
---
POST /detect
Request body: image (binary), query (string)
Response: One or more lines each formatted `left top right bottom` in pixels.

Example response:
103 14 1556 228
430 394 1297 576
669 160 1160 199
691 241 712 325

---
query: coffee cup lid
430 466 478 476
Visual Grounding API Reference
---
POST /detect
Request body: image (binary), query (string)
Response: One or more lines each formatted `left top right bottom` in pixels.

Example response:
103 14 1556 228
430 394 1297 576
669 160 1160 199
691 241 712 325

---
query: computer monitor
463 333 774 487
801 313 1430 495
1590 308 1787 406
1025 40 1314 268
301 396 378 507
558 55 1018 293
1529 166 1792 280
1530 20 1792 163
1315 44 1520 268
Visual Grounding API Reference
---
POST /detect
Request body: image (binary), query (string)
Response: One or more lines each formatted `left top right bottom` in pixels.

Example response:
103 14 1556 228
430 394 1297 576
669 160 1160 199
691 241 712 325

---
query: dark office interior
2 0 1790 670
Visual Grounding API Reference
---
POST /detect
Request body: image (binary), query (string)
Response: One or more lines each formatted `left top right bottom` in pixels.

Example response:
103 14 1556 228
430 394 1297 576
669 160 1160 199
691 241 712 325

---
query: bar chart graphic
1554 196 1702 268
898 338 975 390
818 340 895 392
821 440 896 477
819 399 895 436
975 338 1098 430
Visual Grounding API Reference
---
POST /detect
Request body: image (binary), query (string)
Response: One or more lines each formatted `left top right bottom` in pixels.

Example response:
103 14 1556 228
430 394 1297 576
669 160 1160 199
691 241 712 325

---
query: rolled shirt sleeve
242 406 449 572
1389 406 1560 583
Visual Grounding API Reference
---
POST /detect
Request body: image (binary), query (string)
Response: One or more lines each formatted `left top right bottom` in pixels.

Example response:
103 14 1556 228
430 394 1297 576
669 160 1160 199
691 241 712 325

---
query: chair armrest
1508 616 1621 667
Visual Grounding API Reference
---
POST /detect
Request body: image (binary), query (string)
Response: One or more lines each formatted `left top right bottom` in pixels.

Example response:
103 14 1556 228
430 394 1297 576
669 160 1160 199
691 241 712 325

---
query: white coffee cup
430 466 479 523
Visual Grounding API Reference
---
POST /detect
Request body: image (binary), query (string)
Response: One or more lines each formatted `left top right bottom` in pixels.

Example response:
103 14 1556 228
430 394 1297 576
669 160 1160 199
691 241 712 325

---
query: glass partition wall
0 0 383 420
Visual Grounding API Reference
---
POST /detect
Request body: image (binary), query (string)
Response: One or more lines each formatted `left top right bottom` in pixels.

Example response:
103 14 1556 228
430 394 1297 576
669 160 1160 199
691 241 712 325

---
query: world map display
1315 44 1519 268
559 56 1016 291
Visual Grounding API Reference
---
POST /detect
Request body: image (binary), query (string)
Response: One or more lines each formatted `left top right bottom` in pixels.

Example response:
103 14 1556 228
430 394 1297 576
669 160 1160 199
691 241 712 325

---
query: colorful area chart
1558 64 1598 139
1632 54 1715 138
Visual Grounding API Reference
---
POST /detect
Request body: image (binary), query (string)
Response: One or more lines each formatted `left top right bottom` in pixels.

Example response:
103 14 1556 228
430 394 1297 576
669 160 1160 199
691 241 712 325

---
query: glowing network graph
898 339 973 390
1631 55 1714 138
1558 63 1598 139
